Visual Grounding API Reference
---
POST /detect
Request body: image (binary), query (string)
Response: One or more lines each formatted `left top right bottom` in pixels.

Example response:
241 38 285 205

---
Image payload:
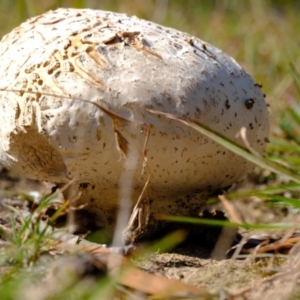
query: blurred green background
0 0 299 126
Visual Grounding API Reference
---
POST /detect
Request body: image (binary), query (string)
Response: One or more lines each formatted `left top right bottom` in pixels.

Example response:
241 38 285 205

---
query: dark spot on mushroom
54 70 61 78
245 98 255 110
90 198 95 203
225 100 230 109
174 43 182 50
255 83 263 88
249 123 254 130
264 137 270 143
187 39 194 46
80 182 90 189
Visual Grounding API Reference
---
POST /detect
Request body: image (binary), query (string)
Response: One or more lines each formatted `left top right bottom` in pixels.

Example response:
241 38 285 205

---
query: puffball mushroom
0 8 269 243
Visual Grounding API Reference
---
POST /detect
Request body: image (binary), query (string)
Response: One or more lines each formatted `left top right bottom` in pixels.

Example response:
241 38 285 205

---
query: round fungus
0 8 269 242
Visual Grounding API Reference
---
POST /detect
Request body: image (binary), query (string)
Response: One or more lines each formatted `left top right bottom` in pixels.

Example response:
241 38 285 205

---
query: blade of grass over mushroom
208 182 300 204
268 137 300 153
157 215 300 231
148 109 300 182
256 193 300 208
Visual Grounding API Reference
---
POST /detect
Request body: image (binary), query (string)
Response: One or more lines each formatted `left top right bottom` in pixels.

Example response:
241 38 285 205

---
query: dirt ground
1 168 300 300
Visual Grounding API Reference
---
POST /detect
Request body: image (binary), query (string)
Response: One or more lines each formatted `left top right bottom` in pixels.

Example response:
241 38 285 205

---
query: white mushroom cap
0 8 269 238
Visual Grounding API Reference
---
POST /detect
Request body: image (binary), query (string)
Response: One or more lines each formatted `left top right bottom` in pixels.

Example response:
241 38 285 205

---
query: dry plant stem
218 194 242 224
112 143 139 246
238 126 261 157
122 178 151 245
288 235 300 257
255 236 300 254
0 223 12 236
231 234 251 260
242 219 300 255
211 195 241 259
113 124 152 246
0 92 154 245
211 226 238 260
0 88 153 241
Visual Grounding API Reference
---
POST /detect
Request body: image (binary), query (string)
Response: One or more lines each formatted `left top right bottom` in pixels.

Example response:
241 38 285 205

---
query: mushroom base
63 182 230 245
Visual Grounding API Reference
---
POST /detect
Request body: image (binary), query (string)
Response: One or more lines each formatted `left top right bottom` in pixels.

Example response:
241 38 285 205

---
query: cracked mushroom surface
0 8 269 242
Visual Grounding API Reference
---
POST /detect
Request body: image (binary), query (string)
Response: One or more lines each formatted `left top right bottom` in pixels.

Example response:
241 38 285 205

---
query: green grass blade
290 63 300 97
158 215 299 230
208 182 300 204
148 109 300 183
255 193 300 208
